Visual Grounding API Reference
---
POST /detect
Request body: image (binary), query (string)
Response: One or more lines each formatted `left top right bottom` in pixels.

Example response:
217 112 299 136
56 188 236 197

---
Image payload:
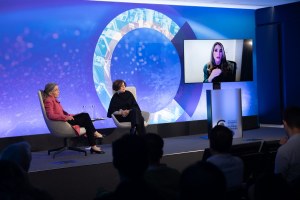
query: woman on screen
203 42 236 82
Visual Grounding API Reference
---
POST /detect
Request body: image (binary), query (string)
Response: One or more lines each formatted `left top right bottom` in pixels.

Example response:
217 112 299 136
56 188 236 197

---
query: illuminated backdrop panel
0 1 256 138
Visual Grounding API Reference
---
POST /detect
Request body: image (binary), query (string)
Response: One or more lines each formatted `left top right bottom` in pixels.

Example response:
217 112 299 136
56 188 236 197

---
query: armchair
111 86 150 129
38 91 87 158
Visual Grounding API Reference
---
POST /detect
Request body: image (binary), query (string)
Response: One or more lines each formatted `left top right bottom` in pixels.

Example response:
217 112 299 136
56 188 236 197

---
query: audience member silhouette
0 141 32 172
179 160 226 200
248 172 296 200
206 125 244 190
274 106 300 183
290 175 300 200
0 156 53 200
144 133 181 200
95 134 164 200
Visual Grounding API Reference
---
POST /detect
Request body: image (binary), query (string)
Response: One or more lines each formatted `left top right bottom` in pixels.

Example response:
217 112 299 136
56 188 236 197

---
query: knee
82 112 91 120
131 107 137 112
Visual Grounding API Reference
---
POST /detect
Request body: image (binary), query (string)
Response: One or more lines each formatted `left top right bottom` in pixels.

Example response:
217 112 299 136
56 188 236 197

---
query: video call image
184 39 253 83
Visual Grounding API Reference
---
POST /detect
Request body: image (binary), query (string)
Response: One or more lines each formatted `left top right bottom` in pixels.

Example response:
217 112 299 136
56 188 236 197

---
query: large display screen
0 1 257 138
184 39 253 83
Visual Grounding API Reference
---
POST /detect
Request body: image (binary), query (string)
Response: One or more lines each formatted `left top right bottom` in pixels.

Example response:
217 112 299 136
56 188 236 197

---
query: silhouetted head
254 173 294 200
112 134 148 180
144 133 164 165
180 161 226 200
283 106 300 129
209 125 233 154
0 141 32 172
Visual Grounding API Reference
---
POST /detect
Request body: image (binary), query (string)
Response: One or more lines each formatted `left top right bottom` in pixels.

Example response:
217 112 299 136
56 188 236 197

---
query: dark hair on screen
209 125 233 153
112 79 127 91
283 106 300 129
210 42 227 65
208 42 229 76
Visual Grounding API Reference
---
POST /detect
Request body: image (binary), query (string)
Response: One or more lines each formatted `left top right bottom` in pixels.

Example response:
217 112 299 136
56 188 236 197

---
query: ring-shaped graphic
93 8 186 124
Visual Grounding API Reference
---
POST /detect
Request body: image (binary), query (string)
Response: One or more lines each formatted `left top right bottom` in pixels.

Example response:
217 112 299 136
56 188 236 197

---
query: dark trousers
116 108 146 136
67 112 96 146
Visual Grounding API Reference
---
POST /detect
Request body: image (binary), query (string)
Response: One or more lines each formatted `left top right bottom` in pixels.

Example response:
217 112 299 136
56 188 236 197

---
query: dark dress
107 91 146 135
203 61 236 82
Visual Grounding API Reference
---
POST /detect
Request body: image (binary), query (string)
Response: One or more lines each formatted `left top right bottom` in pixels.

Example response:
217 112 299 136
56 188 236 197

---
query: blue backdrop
0 1 257 137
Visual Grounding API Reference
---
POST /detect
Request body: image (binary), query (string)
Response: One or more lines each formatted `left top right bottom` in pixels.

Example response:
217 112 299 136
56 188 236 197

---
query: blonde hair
41 82 57 100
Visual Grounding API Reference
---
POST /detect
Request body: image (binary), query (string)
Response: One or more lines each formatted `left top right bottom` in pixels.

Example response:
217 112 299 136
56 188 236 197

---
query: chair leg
48 138 87 158
68 146 87 156
52 147 68 159
48 146 66 155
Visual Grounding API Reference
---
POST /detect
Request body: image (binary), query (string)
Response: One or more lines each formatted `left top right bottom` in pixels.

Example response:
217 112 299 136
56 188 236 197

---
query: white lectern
206 88 243 138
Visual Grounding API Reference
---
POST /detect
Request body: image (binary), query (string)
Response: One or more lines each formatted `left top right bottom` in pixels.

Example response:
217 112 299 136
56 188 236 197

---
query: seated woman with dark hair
107 79 146 136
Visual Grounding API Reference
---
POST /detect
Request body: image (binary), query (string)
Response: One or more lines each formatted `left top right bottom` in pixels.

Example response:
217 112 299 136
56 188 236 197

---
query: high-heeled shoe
90 148 105 154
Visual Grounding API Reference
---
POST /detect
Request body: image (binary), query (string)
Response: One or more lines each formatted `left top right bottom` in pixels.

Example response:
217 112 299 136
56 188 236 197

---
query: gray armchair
111 86 150 129
38 90 87 158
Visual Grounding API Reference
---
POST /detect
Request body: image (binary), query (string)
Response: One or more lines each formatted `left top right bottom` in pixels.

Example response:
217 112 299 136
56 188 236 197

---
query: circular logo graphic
93 8 189 123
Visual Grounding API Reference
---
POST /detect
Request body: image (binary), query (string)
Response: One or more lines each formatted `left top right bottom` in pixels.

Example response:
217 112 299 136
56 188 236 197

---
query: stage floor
29 127 286 173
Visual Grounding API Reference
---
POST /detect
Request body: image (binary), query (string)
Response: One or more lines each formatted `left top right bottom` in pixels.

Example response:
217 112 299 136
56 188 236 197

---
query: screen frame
183 39 253 83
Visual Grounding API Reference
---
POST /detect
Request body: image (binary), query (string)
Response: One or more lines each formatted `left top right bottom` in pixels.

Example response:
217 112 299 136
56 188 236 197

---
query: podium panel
206 89 242 138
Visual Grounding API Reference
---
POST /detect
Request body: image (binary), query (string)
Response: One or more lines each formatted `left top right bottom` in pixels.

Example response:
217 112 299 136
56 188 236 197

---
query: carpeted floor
29 127 285 172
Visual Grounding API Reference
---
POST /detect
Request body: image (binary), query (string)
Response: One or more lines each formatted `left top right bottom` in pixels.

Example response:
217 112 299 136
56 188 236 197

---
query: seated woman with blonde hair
42 82 105 154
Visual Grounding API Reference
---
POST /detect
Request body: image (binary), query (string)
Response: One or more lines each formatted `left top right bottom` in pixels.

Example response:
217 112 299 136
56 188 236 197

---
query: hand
66 115 74 120
122 109 130 117
279 136 289 145
208 68 222 82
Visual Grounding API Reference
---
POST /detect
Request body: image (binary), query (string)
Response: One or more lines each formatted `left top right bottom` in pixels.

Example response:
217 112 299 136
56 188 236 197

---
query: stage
29 126 285 172
27 126 285 200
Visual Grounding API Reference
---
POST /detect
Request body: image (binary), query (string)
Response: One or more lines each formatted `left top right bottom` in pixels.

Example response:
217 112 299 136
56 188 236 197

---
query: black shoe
90 148 105 154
